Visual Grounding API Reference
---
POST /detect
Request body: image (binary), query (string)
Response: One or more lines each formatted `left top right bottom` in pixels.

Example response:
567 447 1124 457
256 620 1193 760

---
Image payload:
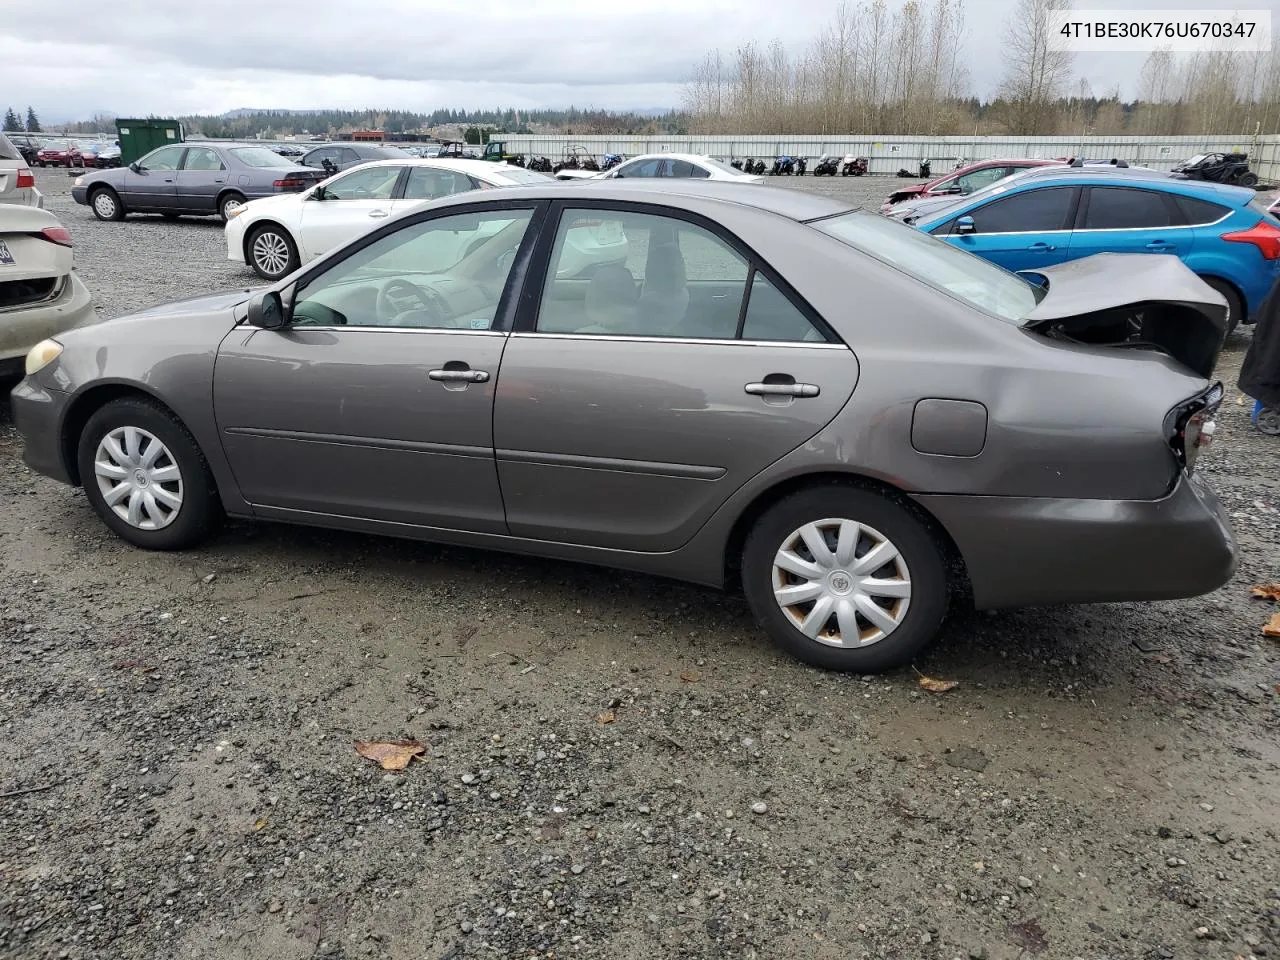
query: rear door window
1082 187 1176 229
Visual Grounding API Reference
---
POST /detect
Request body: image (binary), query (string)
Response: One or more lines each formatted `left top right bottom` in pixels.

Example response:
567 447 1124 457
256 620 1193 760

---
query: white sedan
226 159 585 281
556 153 765 184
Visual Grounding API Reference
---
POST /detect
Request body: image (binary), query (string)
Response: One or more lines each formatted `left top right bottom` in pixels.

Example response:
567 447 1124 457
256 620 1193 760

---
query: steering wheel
376 278 450 327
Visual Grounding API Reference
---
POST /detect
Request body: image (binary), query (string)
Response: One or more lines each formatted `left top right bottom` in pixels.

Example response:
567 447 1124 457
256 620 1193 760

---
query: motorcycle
841 155 868 176
812 155 840 176
527 157 553 173
919 158 932 178
793 157 807 176
771 155 795 176
730 159 745 171
601 153 625 171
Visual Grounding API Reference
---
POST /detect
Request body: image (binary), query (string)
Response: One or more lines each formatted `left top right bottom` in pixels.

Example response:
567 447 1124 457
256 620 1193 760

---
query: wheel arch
721 470 972 603
1194 272 1246 330
217 187 247 213
60 382 187 486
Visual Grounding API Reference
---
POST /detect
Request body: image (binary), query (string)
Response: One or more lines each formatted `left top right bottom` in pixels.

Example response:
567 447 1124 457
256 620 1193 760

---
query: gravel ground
1 170 1278 960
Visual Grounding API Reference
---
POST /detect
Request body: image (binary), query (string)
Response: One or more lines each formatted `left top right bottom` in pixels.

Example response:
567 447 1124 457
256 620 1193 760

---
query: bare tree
996 0 1074 133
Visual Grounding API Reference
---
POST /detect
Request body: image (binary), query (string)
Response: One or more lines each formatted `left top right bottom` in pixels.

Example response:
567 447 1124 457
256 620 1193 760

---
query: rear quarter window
0 134 19 161
1175 195 1230 225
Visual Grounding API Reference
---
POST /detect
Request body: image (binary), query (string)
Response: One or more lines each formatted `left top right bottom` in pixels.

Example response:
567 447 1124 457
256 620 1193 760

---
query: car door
389 165 478 215
339 148 364 171
117 144 185 211
172 145 228 213
302 147 336 171
213 203 542 530
295 164 406 261
492 204 858 551
933 186 1077 272
1067 185 1193 260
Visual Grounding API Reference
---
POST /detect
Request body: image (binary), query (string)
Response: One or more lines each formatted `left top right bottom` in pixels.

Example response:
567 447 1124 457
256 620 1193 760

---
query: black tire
246 223 299 281
1238 172 1259 187
89 186 125 222
218 191 247 223
77 397 222 550
1200 276 1243 336
742 485 949 672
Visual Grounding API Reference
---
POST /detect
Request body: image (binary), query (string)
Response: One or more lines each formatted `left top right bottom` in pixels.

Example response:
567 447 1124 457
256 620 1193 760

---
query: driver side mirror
246 290 287 329
129 162 142 173
941 185 963 194
310 185 326 201
955 215 976 235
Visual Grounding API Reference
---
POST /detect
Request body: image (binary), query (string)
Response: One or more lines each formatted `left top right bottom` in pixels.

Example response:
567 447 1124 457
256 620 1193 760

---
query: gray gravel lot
1 169 1278 960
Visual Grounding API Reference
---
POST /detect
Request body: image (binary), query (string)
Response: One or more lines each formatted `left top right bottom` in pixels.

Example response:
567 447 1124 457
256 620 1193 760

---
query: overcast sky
2 0 1276 122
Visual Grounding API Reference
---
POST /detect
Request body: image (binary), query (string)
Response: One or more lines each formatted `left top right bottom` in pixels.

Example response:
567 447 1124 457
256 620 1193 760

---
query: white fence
496 134 1280 179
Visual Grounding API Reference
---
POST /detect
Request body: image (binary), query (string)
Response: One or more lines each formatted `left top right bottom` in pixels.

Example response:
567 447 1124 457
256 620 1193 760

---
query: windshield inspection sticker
0 240 14 266
470 318 488 329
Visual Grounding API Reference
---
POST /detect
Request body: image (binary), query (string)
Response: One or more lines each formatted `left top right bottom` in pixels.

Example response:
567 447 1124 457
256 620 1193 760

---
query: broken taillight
1221 220 1280 259
1166 382 1223 473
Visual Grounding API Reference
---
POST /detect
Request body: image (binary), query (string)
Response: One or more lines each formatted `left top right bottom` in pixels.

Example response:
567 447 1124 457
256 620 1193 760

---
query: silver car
70 143 328 223
0 134 42 208
9 180 1235 672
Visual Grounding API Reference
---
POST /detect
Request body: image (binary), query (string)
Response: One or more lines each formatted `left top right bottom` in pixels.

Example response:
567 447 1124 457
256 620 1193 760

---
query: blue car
912 165 1280 333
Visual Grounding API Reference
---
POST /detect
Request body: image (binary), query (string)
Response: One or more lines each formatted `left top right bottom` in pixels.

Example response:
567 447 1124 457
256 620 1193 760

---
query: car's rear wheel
1238 172 1259 187
1200 276 1243 337
219 192 247 223
89 187 125 222
77 398 221 550
247 224 299 281
742 486 949 672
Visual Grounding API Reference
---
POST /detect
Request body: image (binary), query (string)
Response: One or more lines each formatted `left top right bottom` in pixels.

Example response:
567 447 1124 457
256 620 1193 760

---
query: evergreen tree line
2 107 42 133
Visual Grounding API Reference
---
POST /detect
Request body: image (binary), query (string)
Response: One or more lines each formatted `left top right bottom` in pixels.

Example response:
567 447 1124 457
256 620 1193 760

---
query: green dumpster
115 118 184 166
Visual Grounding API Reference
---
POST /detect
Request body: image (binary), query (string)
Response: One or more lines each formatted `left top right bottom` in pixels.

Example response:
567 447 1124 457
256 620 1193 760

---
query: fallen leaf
353 739 426 771
918 675 959 693
679 669 702 683
253 817 269 831
1250 583 1280 601
595 710 617 725
1263 613 1280 639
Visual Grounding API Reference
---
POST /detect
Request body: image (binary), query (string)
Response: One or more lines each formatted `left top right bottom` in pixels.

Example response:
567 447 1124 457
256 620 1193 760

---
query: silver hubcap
771 518 911 648
93 193 115 217
222 197 244 218
94 427 183 530
252 232 290 275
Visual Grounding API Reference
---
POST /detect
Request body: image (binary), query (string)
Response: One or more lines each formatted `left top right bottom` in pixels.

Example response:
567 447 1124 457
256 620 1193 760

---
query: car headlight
73 176 84 187
226 205 248 219
25 339 63 376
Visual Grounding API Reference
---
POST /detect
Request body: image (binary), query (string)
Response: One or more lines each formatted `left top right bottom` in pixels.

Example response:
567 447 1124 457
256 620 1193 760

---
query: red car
35 139 82 167
880 158 1059 213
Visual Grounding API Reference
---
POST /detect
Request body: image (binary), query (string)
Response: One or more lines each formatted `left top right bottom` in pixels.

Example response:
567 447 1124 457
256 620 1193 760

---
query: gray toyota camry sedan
10 180 1235 672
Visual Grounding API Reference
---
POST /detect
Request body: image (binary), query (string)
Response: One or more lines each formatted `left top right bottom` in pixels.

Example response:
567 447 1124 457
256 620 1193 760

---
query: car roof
328 157 543 178
425 178 853 221
1001 164 1255 202
621 153 724 165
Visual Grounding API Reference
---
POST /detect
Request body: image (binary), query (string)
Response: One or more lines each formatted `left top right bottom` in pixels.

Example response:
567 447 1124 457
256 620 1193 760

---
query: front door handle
1145 240 1172 250
429 369 489 383
1028 241 1056 252
368 209 389 218
745 381 820 398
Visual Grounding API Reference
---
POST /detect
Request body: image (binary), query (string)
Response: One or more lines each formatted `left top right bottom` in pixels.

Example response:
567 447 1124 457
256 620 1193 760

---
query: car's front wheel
247 223 299 280
742 485 949 672
89 187 125 222
77 397 222 550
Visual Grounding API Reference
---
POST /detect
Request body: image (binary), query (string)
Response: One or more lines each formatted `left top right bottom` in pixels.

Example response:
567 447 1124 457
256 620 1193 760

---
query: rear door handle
745 381 820 398
369 209 389 218
1145 240 1172 250
429 369 489 383
1028 241 1056 252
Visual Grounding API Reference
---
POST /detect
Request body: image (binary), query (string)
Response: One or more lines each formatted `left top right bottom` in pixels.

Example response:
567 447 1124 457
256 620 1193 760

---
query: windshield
908 166 1052 221
1184 154 1209 165
43 140 69 150
814 211 1039 322
228 146 297 169
495 167 552 184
